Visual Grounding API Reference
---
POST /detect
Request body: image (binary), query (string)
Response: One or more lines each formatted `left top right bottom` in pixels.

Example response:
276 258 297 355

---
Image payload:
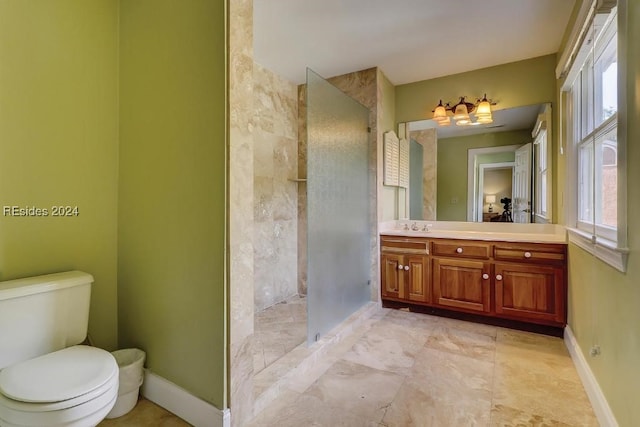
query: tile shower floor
253 294 307 375
247 308 598 427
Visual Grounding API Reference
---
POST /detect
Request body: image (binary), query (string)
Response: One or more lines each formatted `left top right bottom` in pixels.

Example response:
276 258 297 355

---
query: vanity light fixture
431 94 495 126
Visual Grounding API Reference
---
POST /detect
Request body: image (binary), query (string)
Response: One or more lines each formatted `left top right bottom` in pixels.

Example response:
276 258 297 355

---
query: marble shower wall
229 0 255 425
297 67 383 301
253 63 299 311
410 129 437 221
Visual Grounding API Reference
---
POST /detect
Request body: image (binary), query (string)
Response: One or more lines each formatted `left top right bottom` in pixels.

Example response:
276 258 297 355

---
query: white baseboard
141 369 230 427
564 326 618 427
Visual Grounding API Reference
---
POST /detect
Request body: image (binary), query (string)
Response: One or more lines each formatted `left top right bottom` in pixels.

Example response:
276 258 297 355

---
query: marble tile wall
253 63 298 311
297 67 381 300
410 129 437 221
229 0 255 425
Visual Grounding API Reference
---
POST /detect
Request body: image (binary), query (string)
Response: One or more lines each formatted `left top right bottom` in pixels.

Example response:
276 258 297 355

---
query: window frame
562 5 628 272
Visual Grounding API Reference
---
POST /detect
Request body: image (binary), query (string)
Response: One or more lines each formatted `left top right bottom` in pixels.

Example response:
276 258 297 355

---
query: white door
513 143 532 223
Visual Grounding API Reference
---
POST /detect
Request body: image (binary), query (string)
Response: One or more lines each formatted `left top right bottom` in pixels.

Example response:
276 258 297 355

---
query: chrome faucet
411 222 419 231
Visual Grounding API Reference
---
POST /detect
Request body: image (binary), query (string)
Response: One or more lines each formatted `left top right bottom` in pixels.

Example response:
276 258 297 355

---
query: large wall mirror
397 102 553 224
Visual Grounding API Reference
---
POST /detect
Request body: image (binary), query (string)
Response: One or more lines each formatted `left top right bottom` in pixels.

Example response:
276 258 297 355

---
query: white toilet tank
0 271 94 370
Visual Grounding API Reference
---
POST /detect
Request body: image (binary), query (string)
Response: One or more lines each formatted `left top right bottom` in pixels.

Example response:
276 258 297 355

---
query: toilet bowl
0 272 121 427
0 346 119 427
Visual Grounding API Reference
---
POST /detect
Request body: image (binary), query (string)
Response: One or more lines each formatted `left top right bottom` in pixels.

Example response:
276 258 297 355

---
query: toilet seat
0 345 119 427
0 345 118 403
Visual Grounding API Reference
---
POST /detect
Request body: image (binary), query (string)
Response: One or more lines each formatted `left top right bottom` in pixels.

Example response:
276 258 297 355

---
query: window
564 5 627 272
569 12 617 242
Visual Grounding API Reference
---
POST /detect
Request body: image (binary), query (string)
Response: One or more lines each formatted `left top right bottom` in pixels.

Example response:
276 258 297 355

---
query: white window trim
561 4 629 273
575 114 618 240
567 227 628 272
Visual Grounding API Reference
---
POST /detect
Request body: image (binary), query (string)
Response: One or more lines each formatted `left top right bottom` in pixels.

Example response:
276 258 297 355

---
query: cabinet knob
496 274 503 281
456 247 463 254
524 251 532 258
398 264 404 270
482 273 489 280
404 265 409 271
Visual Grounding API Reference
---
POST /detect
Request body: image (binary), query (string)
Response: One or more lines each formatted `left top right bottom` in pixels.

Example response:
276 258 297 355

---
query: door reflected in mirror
398 103 553 224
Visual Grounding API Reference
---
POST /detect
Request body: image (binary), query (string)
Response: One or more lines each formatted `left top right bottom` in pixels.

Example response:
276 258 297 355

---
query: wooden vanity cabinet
380 234 568 330
432 258 491 312
381 253 404 299
431 239 491 313
380 238 430 303
431 239 491 259
493 243 566 325
404 255 430 303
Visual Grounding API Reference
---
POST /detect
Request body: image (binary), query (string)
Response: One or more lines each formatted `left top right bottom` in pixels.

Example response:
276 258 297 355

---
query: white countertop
380 221 567 244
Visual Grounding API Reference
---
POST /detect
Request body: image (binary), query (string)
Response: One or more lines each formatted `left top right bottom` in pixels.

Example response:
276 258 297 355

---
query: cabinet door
432 258 490 312
381 254 404 299
494 263 565 325
405 255 429 303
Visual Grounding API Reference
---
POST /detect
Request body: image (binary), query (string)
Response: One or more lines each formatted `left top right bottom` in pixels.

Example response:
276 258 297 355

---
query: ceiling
253 0 576 86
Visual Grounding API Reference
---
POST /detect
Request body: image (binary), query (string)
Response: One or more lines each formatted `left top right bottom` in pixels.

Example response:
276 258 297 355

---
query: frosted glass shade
476 99 492 116
433 105 447 122
475 96 493 124
453 103 470 121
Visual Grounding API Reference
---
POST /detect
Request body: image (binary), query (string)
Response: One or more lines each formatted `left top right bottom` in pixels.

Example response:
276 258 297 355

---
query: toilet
0 271 119 427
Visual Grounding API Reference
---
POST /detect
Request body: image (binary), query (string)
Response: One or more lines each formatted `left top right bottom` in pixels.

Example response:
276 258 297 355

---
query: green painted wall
561 1 640 425
117 0 227 408
0 0 119 350
379 70 396 134
437 130 530 221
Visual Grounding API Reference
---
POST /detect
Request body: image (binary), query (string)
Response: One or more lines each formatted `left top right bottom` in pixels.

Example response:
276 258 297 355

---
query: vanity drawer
431 240 491 259
381 237 429 255
493 243 566 264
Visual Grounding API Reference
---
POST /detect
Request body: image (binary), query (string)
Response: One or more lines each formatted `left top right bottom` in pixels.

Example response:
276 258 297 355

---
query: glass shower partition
306 68 371 345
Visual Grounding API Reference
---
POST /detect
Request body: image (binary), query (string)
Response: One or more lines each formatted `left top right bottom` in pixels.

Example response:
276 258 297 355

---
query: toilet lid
0 345 118 403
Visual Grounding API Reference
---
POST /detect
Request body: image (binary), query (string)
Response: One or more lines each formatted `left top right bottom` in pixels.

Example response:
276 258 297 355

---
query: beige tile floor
98 398 190 426
100 308 598 427
246 309 598 427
